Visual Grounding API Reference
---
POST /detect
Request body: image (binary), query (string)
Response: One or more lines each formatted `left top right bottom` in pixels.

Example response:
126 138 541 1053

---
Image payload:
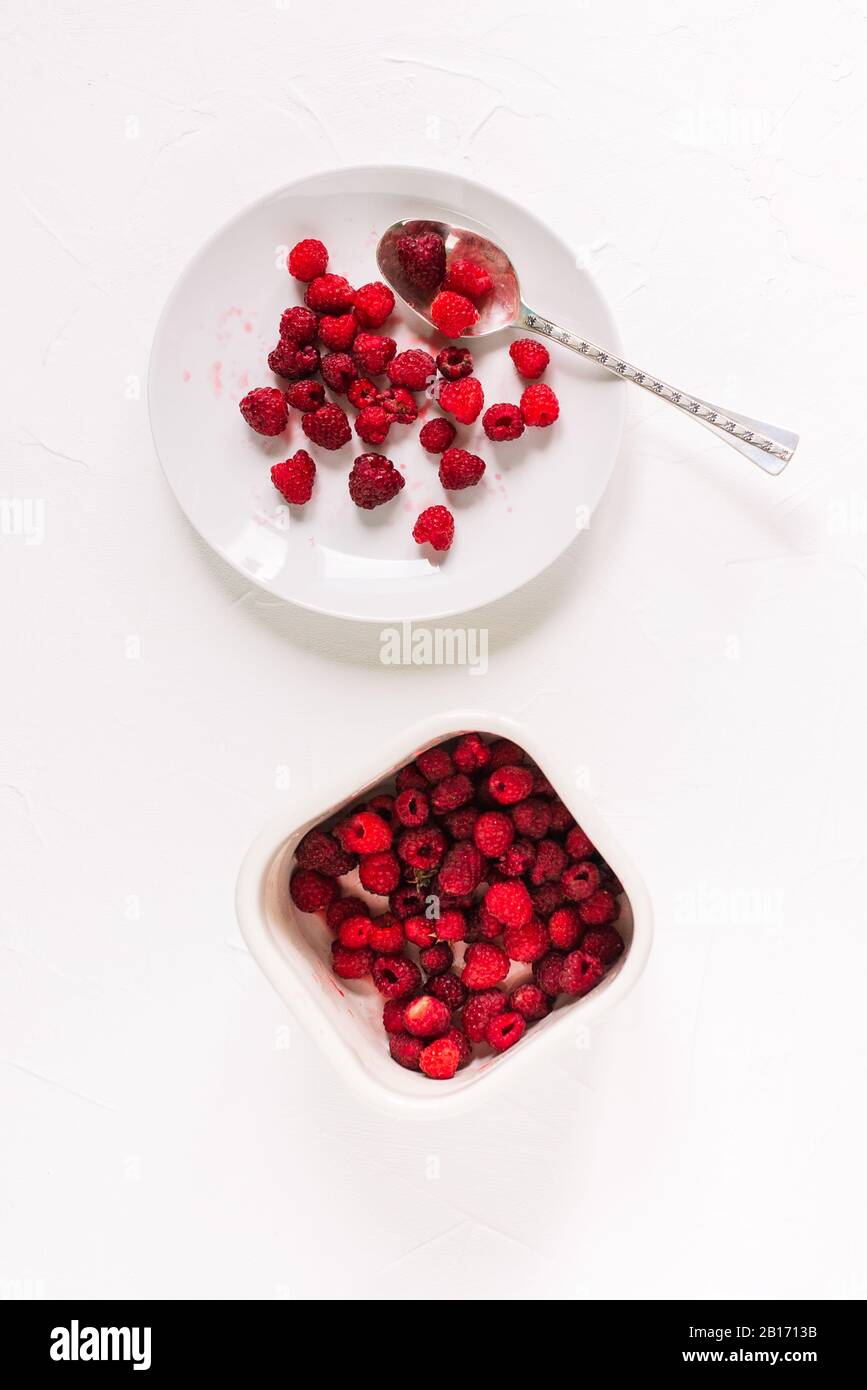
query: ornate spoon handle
518 303 798 476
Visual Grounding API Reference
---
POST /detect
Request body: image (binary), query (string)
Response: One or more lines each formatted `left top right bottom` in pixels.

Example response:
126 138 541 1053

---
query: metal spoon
377 218 798 475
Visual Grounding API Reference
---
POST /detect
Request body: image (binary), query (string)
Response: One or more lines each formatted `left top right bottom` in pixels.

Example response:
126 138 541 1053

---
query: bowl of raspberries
236 712 652 1111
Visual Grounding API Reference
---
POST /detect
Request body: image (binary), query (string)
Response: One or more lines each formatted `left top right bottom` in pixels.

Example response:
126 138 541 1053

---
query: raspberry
367 793 395 821
445 1026 472 1068
353 281 395 329
530 839 567 885
395 763 428 793
503 918 549 963
280 305 319 344
443 806 479 840
560 949 605 997
388 884 427 921
548 905 583 951
348 453 405 509
579 889 618 926
430 290 479 337
497 840 536 879
271 450 315 505
359 851 401 895
302 403 351 450
373 954 422 999
268 339 320 380
368 915 405 953
413 506 454 552
580 924 624 965
353 332 397 376
485 880 532 928
305 273 355 314
318 311 358 351
482 403 524 442
462 942 510 990
419 1035 460 1079
439 447 486 491
549 800 575 834
295 827 354 877
289 867 336 913
379 387 418 424
331 942 373 979
438 376 484 424
387 349 436 392
473 811 514 857
338 916 372 949
488 764 534 805
430 773 473 814
450 736 488 776
512 797 551 840
520 382 559 427
419 417 456 454
509 338 549 379
397 825 447 871
508 983 551 1022
429 971 467 1010
532 882 565 918
354 405 391 446
419 942 453 976
347 378 380 411
531 769 556 796
394 788 430 827
533 950 566 996
598 862 624 895
321 351 357 394
239 387 288 436
561 860 601 902
437 843 483 898
433 908 467 942
396 232 446 292
389 1032 423 1069
335 810 393 855
566 826 595 860
403 994 451 1039
463 988 506 1042
326 896 369 931
285 379 325 413
382 999 408 1033
444 259 494 300
287 238 328 281
485 1010 526 1052
416 748 453 782
436 346 474 380
489 739 525 769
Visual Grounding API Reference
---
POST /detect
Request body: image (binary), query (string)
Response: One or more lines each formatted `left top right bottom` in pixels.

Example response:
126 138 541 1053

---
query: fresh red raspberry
497 840 536 879
533 950 566 996
354 404 391 446
287 238 328 281
532 882 565 917
430 773 473 814
305 273 355 314
353 332 397 376
419 943 453 976
419 417 457 454
368 914 405 953
463 988 506 1041
548 905 583 951
531 769 556 796
462 942 510 990
289 867 336 913
579 889 618 926
520 382 560 427
396 232 446 292
482 402 525 442
331 942 373 979
565 826 595 860
560 949 605 997
430 290 479 337
509 338 550 379
338 915 372 949
348 453 405 509
403 994 451 1039
444 259 494 299
436 346 474 380
416 748 454 782
511 797 551 840
445 1026 472 1068
598 862 624 895
335 810 392 855
271 450 315 505
367 793 395 821
503 918 549 963
387 349 436 392
325 895 369 931
488 764 534 805
429 971 468 1010
508 983 551 1022
473 811 514 857
382 999 408 1033
347 377 381 410
580 924 624 965
489 739 525 769
561 860 601 902
320 351 357 394
419 1035 461 1079
439 447 486 490
549 799 576 834
280 305 319 344
317 311 358 351
464 905 501 942
268 339 320 380
413 505 455 552
295 827 354 877
394 788 430 827
485 880 532 928
530 839 568 885
397 825 447 871
284 379 325 413
433 908 468 942
359 851 401 895
395 763 428 793
485 1010 526 1052
353 281 395 328
239 386 288 436
389 1031 424 1069
442 808 478 844
373 954 422 999
438 841 484 896
437 376 484 424
302 403 351 449
379 386 418 424
452 734 490 774
388 885 427 922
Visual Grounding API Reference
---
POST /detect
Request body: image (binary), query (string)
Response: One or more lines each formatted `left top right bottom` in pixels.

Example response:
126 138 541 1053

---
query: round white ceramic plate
149 165 624 622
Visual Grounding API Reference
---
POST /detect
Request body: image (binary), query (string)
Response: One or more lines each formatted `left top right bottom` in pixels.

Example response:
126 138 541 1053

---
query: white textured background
2 0 866 1300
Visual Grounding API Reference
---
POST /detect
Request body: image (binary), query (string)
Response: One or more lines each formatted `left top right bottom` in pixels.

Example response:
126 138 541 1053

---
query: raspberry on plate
482 403 525 442
317 311 358 351
372 956 422 1000
379 386 418 424
335 809 393 855
487 764 534 805
348 453 405 509
419 942 453 976
301 403 352 449
461 942 510 990
296 828 355 877
580 924 625 965
403 995 451 1039
578 889 619 925
430 290 479 337
359 851 401 895
560 949 605 997
485 1010 526 1052
485 880 533 928
444 259 494 300
419 1035 461 1079
508 983 551 1022
436 346 474 380
393 787 430 827
347 377 381 411
437 376 484 424
280 305 318 344
321 351 357 394
474 810 515 857
439 447 486 490
548 905 583 951
396 232 446 292
429 972 468 1011
419 417 456 454
453 733 491 774
397 825 447 871
287 238 328 281
353 332 397 376
413 506 454 552
416 747 453 782
353 281 395 328
561 860 601 902
285 379 325 413
239 387 288 436
533 950 566 996
438 841 484 896
389 1032 424 1069
331 942 374 979
338 916 371 949
305 273 355 314
387 349 436 392
520 382 560 427
354 404 391 445
271 450 315 505
369 915 405 953
509 338 549 379
503 918 549 963
463 988 506 1042
268 339 320 380
290 867 337 913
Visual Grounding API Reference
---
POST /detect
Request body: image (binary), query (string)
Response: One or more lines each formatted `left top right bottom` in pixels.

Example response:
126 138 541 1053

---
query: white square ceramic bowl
236 711 653 1115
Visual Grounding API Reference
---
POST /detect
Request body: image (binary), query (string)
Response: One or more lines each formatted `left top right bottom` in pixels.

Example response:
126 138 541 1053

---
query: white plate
149 165 624 623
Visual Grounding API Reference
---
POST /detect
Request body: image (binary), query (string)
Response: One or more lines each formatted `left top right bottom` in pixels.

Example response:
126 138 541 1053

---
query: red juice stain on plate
209 362 222 397
182 369 191 382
